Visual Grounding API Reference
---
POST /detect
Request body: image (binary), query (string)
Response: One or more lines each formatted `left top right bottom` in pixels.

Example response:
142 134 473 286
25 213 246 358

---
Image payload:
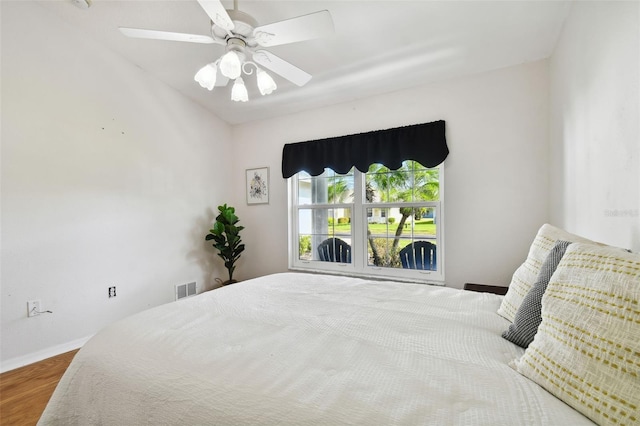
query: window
290 160 444 284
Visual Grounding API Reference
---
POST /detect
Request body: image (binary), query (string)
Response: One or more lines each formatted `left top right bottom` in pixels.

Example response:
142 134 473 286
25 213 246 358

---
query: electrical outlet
27 300 41 317
108 286 116 298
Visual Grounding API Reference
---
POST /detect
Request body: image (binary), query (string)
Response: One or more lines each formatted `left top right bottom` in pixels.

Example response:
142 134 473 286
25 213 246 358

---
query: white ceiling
38 0 572 125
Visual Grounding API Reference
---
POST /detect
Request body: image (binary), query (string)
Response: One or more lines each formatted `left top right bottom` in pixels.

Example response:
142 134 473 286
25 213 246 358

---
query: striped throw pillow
497 224 599 322
502 240 572 348
513 243 640 426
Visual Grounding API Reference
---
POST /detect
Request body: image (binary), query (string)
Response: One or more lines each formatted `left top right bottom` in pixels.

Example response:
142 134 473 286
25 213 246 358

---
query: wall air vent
175 282 197 301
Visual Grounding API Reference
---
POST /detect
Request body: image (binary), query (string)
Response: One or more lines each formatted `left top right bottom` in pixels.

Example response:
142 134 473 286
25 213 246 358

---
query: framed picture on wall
246 167 269 205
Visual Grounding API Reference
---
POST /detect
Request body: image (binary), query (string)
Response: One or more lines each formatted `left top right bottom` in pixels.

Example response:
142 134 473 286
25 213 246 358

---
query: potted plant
205 204 245 285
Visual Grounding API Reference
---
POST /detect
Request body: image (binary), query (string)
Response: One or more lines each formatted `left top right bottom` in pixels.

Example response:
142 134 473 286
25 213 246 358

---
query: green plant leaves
205 203 244 281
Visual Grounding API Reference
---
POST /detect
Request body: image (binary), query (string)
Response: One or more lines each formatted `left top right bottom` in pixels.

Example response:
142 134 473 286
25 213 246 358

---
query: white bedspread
39 272 593 425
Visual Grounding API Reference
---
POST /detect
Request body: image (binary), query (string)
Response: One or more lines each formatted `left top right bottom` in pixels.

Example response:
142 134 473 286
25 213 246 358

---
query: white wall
232 60 550 289
0 2 233 370
549 1 640 251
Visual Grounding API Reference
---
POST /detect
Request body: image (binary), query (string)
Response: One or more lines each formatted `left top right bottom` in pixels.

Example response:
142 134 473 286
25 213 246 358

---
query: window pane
365 172 385 203
298 234 312 260
387 170 411 202
414 208 437 239
412 167 439 202
316 235 352 263
367 235 398 267
365 207 437 271
397 239 437 271
366 207 395 267
365 162 439 203
297 176 312 204
298 207 352 262
297 169 354 205
328 175 354 204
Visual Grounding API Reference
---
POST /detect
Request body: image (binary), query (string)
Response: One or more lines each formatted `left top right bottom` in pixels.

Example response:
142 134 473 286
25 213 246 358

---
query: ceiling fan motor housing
225 37 247 61
212 9 259 48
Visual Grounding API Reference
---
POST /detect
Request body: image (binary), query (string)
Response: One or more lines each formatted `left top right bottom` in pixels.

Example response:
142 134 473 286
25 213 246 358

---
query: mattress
38 272 593 425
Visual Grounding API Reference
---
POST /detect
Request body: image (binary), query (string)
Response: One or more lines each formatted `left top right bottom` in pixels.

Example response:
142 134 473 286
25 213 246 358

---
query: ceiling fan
119 0 334 102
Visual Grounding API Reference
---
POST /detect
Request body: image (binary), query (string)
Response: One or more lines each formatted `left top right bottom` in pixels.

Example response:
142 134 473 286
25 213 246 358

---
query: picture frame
246 167 269 205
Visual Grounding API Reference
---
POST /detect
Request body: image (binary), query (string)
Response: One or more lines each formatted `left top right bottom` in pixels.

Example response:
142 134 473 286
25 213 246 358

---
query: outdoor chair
399 241 436 270
317 238 352 263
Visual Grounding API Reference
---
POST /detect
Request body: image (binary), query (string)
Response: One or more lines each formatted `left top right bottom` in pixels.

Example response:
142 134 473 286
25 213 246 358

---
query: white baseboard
0 335 93 373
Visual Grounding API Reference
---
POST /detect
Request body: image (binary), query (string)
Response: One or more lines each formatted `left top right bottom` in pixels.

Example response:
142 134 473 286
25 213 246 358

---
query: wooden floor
0 350 78 426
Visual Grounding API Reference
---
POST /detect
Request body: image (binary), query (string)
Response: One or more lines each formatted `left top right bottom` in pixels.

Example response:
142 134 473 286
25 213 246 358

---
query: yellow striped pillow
513 243 640 426
497 224 600 322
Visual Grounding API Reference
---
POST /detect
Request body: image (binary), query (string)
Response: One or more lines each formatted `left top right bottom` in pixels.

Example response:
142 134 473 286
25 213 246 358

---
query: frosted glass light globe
231 77 249 102
219 51 242 80
194 63 217 90
256 68 277 95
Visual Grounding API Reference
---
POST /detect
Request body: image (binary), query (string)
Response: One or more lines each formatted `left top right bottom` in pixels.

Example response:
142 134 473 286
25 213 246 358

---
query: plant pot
216 278 238 286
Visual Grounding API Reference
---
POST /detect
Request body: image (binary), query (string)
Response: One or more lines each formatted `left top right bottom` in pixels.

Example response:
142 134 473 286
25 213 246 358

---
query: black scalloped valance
281 120 448 178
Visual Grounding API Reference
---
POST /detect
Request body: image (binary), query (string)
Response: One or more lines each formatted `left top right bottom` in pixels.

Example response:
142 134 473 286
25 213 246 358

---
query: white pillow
497 224 599 322
513 243 640 426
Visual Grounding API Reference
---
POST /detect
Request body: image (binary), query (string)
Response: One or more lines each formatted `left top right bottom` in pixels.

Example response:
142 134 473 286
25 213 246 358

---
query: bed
39 225 639 425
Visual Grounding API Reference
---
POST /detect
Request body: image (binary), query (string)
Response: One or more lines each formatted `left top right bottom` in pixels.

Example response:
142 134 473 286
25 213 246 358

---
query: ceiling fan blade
253 10 334 47
196 0 234 32
253 50 312 87
119 27 216 44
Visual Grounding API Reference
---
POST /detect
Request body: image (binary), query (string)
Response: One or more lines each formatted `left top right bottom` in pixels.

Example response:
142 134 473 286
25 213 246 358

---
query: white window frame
288 165 445 284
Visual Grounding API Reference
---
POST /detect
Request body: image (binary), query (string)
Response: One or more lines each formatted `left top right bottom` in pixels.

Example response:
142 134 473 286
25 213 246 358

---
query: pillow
512 243 640 426
497 224 600 322
502 240 571 348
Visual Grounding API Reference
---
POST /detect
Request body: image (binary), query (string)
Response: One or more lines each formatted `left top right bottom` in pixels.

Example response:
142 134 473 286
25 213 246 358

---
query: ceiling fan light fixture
256 68 277 95
120 0 334 103
219 50 242 79
231 77 249 102
194 62 218 90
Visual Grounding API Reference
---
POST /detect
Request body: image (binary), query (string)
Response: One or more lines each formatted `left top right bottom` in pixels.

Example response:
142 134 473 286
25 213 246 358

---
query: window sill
288 267 445 286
